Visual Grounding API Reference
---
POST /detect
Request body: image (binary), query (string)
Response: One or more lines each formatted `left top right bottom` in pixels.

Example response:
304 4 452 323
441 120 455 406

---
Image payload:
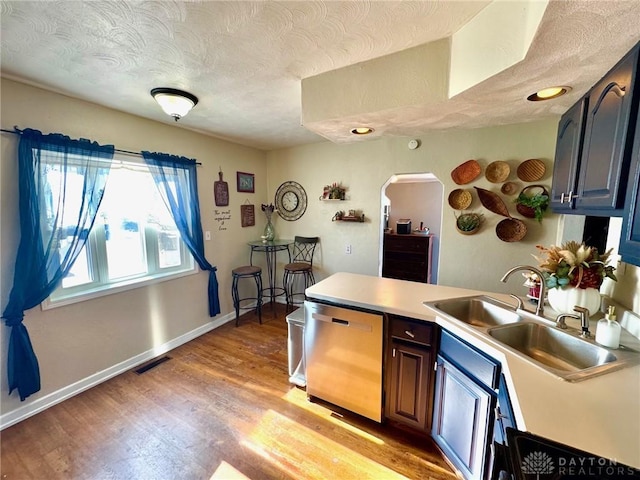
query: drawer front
383 259 427 278
384 235 429 253
389 317 434 346
439 329 499 389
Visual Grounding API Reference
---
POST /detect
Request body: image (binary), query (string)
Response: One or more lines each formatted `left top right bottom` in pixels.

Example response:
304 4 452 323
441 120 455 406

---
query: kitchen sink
425 295 640 381
427 295 522 328
487 322 617 373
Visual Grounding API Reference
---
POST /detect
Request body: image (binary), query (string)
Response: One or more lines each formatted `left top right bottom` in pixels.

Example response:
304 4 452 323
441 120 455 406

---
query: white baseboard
0 312 235 430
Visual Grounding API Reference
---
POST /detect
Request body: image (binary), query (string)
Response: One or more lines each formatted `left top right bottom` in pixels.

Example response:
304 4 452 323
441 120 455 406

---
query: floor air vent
134 355 171 375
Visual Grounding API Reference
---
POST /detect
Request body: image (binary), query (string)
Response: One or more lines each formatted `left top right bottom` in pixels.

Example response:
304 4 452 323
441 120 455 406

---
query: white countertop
306 272 640 469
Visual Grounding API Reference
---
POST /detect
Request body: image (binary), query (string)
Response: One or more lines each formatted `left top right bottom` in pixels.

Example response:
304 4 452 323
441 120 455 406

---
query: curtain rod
1 127 202 165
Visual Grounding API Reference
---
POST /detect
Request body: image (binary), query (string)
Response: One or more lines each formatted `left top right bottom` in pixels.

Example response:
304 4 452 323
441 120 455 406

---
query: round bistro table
248 239 293 308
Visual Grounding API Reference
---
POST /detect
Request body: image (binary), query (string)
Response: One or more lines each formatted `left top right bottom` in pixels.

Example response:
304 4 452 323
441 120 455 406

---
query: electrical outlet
345 244 352 254
205 231 211 241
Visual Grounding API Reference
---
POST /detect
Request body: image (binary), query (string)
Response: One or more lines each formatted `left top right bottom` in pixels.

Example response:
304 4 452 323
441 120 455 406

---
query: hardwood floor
0 304 456 480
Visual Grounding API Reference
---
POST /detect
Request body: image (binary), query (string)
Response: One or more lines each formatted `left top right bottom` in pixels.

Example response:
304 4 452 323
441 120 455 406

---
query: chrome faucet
555 313 572 329
555 306 591 336
500 265 546 317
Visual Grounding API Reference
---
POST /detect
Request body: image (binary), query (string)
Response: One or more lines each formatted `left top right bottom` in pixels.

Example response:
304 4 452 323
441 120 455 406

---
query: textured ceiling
1 1 640 151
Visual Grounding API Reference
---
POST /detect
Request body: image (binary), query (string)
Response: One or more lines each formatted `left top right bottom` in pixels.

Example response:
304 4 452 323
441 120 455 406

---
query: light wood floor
0 304 456 480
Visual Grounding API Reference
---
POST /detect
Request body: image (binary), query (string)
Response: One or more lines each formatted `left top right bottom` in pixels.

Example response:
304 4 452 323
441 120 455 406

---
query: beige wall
1 78 638 424
266 123 639 309
0 79 269 419
267 121 562 292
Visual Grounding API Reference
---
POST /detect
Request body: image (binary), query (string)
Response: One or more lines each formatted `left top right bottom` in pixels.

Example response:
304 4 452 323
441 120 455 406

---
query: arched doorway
380 173 444 284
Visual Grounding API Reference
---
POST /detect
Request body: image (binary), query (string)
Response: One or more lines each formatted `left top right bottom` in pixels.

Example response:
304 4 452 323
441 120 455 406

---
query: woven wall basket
448 189 472 210
474 186 510 217
485 161 510 183
451 159 481 185
516 184 549 219
496 218 527 242
517 159 546 182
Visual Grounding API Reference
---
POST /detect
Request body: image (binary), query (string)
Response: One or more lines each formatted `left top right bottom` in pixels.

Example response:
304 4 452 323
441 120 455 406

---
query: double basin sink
425 295 640 381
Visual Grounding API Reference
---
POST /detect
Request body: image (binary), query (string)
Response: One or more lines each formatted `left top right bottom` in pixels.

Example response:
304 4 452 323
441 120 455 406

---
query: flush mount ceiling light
350 127 375 135
527 86 571 102
150 88 199 121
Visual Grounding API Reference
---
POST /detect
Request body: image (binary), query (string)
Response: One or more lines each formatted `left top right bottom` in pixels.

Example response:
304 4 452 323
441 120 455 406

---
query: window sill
41 266 198 310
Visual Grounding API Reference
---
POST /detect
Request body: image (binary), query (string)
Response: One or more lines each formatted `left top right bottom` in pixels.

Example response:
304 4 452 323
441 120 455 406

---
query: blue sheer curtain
142 151 221 317
2 129 114 401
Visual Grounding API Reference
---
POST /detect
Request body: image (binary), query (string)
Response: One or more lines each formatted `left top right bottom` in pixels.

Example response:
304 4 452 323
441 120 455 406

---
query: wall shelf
334 215 365 222
332 210 365 222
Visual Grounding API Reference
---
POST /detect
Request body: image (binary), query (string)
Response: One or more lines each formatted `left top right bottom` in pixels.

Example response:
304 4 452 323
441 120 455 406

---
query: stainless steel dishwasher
304 300 383 422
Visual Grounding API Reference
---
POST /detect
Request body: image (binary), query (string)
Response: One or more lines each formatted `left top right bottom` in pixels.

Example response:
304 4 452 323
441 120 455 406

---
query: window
44 155 195 308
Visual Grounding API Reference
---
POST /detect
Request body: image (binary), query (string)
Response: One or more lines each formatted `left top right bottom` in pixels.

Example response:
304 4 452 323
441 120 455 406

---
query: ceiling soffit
449 0 548 97
301 0 548 143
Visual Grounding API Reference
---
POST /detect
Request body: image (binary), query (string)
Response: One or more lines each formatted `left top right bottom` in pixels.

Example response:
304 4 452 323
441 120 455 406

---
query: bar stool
283 236 319 313
231 265 263 326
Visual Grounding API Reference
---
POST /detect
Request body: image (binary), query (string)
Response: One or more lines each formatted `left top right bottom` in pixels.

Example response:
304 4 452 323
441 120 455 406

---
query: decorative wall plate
275 180 307 221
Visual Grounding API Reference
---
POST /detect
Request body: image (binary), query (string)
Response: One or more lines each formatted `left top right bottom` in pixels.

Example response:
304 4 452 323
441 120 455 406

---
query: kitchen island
305 272 640 470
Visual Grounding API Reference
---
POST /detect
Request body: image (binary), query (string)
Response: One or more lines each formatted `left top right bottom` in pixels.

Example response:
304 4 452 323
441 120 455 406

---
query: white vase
547 286 602 316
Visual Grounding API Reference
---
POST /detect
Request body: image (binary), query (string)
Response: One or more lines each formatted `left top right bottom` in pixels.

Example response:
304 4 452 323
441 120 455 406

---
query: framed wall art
237 171 255 193
241 203 255 227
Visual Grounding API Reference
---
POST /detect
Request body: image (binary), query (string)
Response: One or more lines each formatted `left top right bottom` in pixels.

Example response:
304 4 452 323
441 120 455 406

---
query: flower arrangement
322 182 346 200
534 241 617 289
261 203 275 222
261 203 276 241
522 271 541 299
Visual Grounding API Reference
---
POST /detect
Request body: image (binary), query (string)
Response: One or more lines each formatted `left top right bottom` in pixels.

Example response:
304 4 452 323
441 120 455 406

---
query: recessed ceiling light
351 127 375 135
527 86 571 102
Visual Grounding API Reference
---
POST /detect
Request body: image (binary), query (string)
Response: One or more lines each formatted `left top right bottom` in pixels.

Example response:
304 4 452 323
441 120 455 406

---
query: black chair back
290 236 319 265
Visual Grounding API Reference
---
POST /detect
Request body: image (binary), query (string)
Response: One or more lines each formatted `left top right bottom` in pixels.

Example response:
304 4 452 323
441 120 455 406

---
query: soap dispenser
595 306 621 349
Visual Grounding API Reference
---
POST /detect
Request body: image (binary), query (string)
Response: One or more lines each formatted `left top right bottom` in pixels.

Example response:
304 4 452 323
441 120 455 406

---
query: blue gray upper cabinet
550 99 587 212
620 102 640 266
552 43 639 215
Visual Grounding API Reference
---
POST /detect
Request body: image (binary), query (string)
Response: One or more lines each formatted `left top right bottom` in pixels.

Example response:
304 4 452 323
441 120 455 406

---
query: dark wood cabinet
552 42 639 215
432 330 500 480
620 103 640 266
550 99 586 212
382 234 433 283
384 315 435 433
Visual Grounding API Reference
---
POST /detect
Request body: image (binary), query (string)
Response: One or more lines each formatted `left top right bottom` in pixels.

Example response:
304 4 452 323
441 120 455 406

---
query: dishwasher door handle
312 312 373 332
